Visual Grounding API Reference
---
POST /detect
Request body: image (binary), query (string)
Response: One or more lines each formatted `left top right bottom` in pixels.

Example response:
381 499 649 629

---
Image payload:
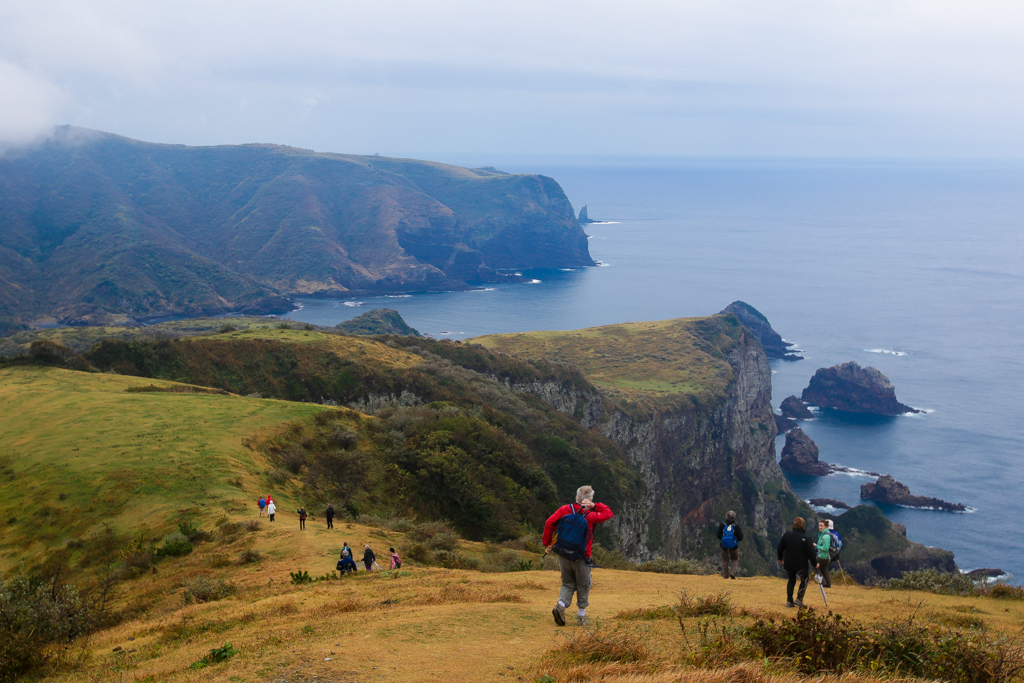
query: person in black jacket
325 504 335 530
362 544 376 571
716 511 743 579
777 517 817 607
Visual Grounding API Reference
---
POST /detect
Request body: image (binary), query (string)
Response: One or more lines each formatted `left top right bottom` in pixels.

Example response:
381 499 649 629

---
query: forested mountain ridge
0 127 593 333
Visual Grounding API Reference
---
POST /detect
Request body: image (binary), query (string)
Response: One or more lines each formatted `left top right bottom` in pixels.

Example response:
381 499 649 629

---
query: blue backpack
553 504 591 561
721 524 738 549
829 530 843 560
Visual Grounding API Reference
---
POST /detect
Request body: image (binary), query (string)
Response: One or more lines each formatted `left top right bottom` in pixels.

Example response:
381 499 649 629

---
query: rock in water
802 361 920 415
774 413 797 433
780 395 814 419
860 474 966 512
578 204 596 223
336 309 421 336
720 301 802 360
779 427 830 476
808 498 851 510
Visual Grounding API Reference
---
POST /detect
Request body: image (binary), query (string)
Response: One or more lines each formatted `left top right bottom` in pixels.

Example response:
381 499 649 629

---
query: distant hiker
298 507 307 530
717 511 743 580
338 546 357 575
258 497 266 517
777 517 817 608
543 485 614 627
267 500 276 522
389 547 402 570
363 544 376 571
325 504 335 530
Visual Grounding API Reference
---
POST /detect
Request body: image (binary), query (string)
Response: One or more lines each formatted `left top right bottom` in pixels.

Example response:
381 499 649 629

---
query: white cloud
0 0 1022 157
0 61 62 145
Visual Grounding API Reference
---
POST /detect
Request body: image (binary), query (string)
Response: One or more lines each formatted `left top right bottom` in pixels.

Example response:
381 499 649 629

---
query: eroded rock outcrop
336 309 421 336
809 498 850 510
779 428 830 476
780 395 814 419
721 301 802 360
774 414 797 433
802 361 920 415
861 475 967 512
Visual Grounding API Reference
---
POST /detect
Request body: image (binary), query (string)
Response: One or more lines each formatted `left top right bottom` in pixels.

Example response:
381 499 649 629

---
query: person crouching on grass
543 485 613 626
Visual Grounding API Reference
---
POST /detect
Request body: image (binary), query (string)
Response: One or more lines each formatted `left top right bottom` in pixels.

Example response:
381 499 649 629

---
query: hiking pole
836 559 850 587
811 561 828 607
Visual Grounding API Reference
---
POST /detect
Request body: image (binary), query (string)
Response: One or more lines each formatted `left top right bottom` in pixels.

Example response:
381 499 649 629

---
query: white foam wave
809 504 846 514
471 287 496 292
292 302 305 311
528 279 542 284
594 261 611 267
342 301 363 307
385 294 412 298
828 467 880 479
558 268 577 272
865 348 909 356
893 503 975 513
587 235 595 239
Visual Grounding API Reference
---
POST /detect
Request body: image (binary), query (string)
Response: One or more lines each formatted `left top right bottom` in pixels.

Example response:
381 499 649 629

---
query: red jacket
542 502 614 559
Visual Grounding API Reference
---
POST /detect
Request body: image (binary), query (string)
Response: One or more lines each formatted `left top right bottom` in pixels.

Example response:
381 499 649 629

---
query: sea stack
802 361 920 415
720 302 802 360
860 475 966 512
578 205 597 224
780 395 814 419
779 427 831 476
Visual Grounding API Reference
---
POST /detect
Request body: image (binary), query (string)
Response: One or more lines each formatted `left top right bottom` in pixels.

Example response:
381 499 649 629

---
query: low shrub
182 576 237 605
746 607 1024 682
480 547 525 573
880 568 979 596
406 520 457 543
590 543 634 570
433 550 481 571
290 570 313 585
983 583 1024 600
156 533 193 558
189 642 238 669
244 520 261 532
238 548 262 564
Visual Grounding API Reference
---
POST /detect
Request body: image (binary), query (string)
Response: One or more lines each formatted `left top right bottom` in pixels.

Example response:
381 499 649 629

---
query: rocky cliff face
779 427 830 476
482 318 797 574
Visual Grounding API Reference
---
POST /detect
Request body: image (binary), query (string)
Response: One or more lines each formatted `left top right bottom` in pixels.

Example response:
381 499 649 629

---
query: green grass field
0 365 330 567
473 316 745 403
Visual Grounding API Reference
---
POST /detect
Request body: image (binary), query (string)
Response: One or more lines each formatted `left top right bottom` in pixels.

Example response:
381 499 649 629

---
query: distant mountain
0 127 593 333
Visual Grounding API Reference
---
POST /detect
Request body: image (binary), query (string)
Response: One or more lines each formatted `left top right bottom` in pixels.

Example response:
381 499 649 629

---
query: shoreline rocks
808 498 851 510
720 301 803 360
802 361 920 415
861 474 967 512
779 428 831 476
774 413 797 433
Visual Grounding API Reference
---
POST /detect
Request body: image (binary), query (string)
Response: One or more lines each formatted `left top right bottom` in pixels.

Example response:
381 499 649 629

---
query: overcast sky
2 1 1023 159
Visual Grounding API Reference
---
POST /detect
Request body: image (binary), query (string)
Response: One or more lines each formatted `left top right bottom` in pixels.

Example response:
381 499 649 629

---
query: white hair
576 485 594 503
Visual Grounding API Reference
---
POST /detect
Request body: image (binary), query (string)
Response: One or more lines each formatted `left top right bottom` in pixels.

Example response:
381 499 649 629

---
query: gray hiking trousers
557 555 592 609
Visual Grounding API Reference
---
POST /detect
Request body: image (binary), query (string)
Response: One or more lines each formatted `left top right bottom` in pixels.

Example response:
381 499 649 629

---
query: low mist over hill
0 127 593 333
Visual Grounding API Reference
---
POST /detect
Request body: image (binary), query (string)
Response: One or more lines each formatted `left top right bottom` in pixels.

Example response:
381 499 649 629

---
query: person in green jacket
815 519 832 588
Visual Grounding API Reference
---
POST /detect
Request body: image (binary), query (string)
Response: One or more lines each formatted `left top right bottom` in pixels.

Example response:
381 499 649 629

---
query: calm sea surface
287 160 1024 577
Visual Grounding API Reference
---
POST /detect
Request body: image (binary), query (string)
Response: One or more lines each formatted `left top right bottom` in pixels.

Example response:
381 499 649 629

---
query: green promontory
335 308 421 336
0 127 593 333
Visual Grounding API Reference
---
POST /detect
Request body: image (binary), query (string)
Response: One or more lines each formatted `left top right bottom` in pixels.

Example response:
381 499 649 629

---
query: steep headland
802 361 919 415
720 301 802 360
0 127 592 333
474 314 800 574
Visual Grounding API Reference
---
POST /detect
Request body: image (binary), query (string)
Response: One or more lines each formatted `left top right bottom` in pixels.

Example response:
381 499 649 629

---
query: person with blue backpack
716 511 743 579
542 485 614 627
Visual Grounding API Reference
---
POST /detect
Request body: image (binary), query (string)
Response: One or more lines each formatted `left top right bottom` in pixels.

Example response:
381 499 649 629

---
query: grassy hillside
0 127 593 332
0 365 332 567
474 314 747 412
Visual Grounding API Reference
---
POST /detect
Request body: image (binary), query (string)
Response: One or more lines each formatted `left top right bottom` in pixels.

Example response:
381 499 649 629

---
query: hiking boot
785 601 796 608
576 615 589 626
794 599 806 608
552 602 566 626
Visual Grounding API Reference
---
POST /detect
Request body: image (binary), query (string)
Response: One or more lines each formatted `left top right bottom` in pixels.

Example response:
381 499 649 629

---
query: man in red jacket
543 485 614 626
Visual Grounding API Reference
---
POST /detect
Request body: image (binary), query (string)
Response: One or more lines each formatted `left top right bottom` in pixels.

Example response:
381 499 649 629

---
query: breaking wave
865 348 909 356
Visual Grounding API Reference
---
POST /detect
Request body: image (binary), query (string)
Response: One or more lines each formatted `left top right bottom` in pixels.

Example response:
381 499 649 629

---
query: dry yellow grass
38 530 1024 683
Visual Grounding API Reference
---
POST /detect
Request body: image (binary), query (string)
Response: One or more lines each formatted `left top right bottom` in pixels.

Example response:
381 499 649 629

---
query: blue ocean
287 160 1024 578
